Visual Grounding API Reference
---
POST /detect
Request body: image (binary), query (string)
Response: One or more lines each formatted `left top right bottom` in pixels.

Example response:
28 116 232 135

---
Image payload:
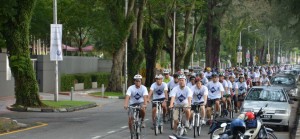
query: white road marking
145 119 149 121
107 130 115 134
121 126 128 129
91 136 101 139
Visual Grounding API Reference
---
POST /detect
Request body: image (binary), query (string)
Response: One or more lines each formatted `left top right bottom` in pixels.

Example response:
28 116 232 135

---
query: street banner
6 55 11 80
246 50 250 63
50 24 63 61
237 52 242 63
266 54 270 63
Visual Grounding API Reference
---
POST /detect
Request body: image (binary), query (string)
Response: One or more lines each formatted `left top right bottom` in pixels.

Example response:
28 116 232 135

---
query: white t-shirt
187 82 195 88
231 81 237 94
204 72 212 78
226 80 232 95
206 81 224 99
150 82 168 99
170 86 193 105
167 80 178 91
126 85 148 105
235 82 247 94
191 85 208 103
260 77 270 86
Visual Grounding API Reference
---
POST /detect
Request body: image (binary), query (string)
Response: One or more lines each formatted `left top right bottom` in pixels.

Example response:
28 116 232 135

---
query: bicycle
129 105 142 139
166 98 174 129
191 102 204 138
210 99 221 123
173 106 191 136
152 100 164 135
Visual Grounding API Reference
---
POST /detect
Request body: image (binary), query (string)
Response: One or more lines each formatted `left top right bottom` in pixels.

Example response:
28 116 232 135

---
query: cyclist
206 73 224 120
199 72 208 85
220 73 232 114
235 74 247 112
163 69 173 83
260 72 271 86
168 73 179 91
124 74 148 130
169 74 193 132
204 67 212 79
187 76 196 88
244 73 253 90
148 74 168 127
184 69 190 83
190 77 208 127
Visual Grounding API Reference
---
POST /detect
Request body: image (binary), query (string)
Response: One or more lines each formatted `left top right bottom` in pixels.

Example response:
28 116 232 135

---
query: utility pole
125 0 128 89
172 2 176 74
53 0 58 101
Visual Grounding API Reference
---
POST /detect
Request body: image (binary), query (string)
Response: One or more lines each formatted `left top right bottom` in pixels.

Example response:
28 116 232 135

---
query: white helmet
184 69 189 73
178 74 186 79
163 69 170 74
155 74 164 79
133 74 142 80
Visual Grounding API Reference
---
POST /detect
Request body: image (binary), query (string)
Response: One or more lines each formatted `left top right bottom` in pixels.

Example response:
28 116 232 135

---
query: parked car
240 86 292 129
271 74 298 100
279 70 299 81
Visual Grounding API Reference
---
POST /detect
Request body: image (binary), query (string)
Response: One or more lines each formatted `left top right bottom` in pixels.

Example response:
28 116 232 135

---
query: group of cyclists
123 65 283 135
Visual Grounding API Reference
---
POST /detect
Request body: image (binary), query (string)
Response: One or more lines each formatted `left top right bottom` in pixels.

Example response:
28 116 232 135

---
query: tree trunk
106 42 126 91
2 0 42 107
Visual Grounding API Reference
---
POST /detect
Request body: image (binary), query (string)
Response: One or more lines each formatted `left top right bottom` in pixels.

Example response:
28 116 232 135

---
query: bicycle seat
214 117 232 123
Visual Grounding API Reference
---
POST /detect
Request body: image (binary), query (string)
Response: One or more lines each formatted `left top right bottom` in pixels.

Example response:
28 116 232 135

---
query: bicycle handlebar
128 105 141 109
152 100 165 104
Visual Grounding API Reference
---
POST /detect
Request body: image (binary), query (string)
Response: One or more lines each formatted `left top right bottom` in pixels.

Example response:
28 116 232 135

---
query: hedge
60 72 110 91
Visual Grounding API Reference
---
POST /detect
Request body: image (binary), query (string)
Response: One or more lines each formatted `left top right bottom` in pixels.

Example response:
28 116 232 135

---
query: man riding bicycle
163 69 173 83
124 74 148 131
220 73 232 113
190 77 208 127
148 74 168 128
235 74 247 112
206 73 224 120
169 74 193 133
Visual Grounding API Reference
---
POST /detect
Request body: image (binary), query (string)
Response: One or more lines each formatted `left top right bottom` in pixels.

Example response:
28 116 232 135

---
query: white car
240 86 292 128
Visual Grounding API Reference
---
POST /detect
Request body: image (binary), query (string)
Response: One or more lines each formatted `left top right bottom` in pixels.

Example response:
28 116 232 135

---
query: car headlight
289 88 298 96
275 110 287 114
241 108 253 112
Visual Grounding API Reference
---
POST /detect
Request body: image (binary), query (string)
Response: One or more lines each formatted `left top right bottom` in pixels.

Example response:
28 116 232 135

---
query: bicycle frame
152 101 164 126
129 105 141 138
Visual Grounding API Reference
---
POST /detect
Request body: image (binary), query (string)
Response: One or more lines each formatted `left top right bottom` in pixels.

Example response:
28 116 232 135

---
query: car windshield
281 70 297 75
271 77 295 85
245 88 287 102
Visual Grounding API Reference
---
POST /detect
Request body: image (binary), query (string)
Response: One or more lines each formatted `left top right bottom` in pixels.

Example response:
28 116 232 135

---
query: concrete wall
36 56 112 93
0 54 15 97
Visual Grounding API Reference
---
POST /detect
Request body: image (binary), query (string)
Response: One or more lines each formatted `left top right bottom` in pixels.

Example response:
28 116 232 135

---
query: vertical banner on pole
50 24 63 61
6 55 12 80
266 54 270 64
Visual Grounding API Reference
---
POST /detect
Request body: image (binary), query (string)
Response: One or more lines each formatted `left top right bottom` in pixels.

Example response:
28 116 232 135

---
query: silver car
240 86 292 128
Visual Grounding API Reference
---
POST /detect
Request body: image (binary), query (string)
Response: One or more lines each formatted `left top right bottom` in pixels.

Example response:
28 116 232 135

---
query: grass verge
42 100 94 108
89 92 123 97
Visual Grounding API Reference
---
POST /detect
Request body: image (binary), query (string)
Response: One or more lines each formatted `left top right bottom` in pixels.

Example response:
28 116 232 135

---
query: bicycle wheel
209 127 223 139
197 125 201 136
136 124 141 139
193 115 198 138
159 125 163 134
170 110 173 129
130 123 135 139
266 132 278 139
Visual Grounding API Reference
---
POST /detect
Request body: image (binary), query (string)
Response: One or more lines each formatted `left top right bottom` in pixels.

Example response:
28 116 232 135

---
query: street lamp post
273 39 276 65
125 0 128 90
172 2 176 74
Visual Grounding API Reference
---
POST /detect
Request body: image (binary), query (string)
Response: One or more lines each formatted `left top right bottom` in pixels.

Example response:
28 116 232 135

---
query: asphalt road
0 98 296 139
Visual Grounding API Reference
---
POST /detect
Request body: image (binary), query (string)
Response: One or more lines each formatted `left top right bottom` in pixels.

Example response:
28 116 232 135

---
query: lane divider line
121 126 128 129
107 131 115 134
91 135 101 139
0 122 48 136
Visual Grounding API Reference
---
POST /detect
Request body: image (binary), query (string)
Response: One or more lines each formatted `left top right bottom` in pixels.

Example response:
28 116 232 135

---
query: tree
0 0 42 106
97 0 136 91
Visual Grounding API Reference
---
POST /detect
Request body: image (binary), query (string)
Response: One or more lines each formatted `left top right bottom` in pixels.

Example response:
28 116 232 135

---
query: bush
60 72 110 91
61 74 75 91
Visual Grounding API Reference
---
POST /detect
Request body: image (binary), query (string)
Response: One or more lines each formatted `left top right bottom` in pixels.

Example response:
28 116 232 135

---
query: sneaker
185 121 189 128
141 122 145 128
200 120 206 125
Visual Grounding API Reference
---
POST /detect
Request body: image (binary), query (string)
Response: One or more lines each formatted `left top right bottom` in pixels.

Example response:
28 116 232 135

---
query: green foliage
61 74 76 92
42 100 93 108
60 72 110 91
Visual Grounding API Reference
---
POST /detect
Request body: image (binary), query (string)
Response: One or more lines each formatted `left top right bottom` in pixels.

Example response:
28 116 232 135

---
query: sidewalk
0 89 121 113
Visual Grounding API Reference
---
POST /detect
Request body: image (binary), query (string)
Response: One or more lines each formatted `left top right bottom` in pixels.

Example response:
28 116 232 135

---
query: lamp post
125 0 128 89
172 2 176 74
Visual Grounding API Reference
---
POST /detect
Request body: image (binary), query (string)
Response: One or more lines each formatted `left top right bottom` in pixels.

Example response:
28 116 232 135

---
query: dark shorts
238 94 245 101
128 103 143 116
152 98 165 108
207 98 220 107
191 102 204 111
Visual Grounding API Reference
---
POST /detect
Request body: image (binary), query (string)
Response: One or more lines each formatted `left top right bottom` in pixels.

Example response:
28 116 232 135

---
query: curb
6 103 97 113
89 95 125 99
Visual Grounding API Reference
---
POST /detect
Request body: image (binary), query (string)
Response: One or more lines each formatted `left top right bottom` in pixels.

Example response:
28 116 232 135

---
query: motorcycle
208 117 232 139
215 104 278 139
168 134 193 139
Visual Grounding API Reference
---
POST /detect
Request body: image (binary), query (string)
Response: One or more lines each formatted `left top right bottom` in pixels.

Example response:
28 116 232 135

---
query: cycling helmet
212 72 219 77
245 112 255 121
155 74 164 79
230 119 246 137
219 72 225 76
133 74 142 80
195 77 201 83
178 74 186 79
239 74 244 78
163 69 170 74
206 67 211 71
